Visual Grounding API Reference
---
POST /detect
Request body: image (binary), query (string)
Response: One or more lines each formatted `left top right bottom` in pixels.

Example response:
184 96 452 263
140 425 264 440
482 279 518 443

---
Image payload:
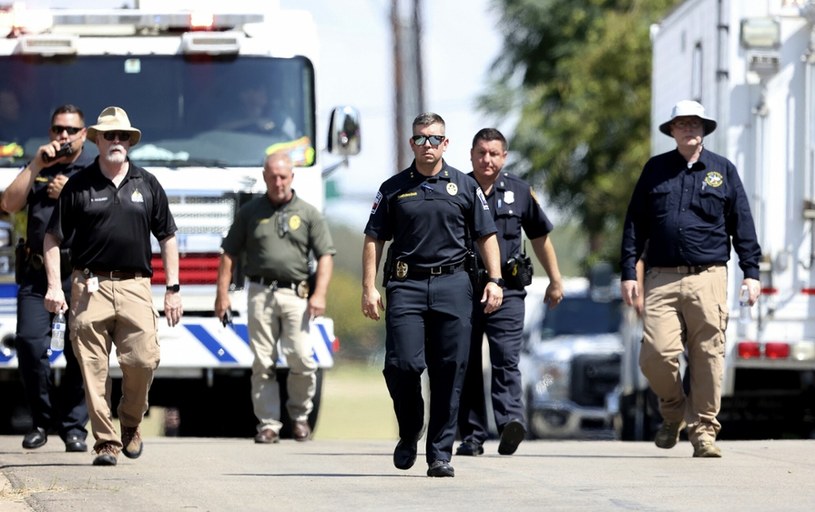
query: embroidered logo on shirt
446 183 458 196
704 171 723 187
131 190 144 203
371 191 382 215
289 214 302 231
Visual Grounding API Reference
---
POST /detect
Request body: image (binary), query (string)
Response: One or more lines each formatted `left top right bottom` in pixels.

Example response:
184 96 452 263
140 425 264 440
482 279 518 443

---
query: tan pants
640 265 728 444
69 271 160 451
247 283 317 432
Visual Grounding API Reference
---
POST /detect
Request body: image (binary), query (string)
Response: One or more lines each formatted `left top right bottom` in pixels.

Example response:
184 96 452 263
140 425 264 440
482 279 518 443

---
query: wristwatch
166 284 180 293
487 277 505 287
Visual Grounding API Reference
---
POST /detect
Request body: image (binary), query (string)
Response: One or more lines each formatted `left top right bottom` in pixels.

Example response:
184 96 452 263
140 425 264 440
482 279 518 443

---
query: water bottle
50 311 66 351
739 284 752 324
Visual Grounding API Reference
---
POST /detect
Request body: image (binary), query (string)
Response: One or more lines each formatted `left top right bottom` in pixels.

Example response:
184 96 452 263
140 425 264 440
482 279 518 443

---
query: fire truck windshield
0 54 315 167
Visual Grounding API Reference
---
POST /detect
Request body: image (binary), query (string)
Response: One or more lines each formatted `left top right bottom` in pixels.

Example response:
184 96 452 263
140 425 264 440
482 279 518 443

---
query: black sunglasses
411 135 446 146
102 130 133 142
51 125 83 135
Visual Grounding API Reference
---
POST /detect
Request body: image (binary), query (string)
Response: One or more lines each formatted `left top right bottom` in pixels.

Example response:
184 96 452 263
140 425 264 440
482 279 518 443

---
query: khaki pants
69 271 160 452
247 283 317 432
640 265 728 444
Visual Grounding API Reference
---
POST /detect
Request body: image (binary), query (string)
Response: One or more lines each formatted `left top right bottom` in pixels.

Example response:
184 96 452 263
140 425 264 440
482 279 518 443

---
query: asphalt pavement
2 436 814 511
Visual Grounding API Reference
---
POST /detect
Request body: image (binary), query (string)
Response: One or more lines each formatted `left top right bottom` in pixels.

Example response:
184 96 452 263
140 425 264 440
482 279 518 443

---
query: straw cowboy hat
659 100 717 137
86 106 142 146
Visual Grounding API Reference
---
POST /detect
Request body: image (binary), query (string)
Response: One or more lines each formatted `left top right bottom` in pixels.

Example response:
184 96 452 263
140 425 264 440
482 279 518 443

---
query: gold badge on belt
395 261 408 279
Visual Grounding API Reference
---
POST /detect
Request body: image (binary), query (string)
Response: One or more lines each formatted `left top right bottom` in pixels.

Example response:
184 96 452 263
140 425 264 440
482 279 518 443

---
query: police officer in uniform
215 150 335 444
456 128 564 457
361 112 504 478
621 100 761 458
0 104 91 452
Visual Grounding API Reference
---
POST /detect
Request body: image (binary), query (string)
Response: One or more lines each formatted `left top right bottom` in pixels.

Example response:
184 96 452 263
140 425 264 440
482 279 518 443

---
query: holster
502 253 534 290
382 244 394 287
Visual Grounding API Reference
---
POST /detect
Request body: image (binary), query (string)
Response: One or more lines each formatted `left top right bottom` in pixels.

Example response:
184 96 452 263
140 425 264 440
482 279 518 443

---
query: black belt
651 263 724 275
247 276 298 290
402 261 465 279
79 268 142 280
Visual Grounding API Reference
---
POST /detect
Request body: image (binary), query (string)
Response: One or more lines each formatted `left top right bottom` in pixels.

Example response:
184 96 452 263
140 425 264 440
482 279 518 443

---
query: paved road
1 436 814 511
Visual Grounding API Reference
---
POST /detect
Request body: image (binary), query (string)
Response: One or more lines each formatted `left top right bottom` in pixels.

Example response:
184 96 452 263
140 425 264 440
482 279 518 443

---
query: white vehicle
0 1 360 436
520 272 623 439
619 0 815 440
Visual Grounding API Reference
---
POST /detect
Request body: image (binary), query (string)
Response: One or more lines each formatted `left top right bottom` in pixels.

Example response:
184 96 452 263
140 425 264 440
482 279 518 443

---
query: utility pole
391 0 424 171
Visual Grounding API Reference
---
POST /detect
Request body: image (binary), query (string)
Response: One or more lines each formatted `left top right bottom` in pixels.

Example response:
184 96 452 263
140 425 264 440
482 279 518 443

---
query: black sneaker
427 460 455 477
498 419 526 456
455 440 484 456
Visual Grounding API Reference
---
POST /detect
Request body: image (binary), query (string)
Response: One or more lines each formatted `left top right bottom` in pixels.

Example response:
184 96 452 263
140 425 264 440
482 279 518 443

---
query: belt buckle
395 261 408 279
431 266 442 275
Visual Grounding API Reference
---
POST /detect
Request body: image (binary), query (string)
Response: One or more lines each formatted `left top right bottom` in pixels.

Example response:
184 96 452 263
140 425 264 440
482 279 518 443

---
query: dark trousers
15 266 88 439
383 271 472 464
458 292 526 444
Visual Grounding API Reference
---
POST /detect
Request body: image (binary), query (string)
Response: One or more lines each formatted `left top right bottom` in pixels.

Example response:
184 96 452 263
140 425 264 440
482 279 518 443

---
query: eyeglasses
51 125 83 135
411 134 446 146
672 119 703 130
102 130 133 142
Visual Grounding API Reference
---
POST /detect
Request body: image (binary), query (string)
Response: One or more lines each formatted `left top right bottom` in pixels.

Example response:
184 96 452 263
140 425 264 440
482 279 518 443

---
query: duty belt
79 268 142 280
394 260 465 280
651 263 724 275
247 276 298 290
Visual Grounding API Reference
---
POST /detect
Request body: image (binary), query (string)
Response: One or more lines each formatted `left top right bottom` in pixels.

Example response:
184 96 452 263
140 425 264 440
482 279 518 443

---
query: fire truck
0 1 360 436
619 0 815 440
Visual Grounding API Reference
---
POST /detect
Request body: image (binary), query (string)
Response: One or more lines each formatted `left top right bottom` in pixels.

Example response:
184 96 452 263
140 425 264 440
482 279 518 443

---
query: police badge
395 261 408 279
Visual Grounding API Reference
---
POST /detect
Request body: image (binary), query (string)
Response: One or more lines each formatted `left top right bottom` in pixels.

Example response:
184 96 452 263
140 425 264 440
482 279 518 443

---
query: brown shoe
121 426 143 459
693 440 722 458
92 442 120 466
254 428 280 444
292 420 312 442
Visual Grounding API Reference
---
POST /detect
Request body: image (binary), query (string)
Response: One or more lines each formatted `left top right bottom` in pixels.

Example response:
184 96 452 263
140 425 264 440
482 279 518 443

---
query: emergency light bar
47 11 265 33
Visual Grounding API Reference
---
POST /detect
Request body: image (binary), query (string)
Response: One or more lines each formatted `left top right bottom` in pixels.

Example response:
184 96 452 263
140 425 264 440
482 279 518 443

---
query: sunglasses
102 130 133 142
411 135 446 146
51 125 83 135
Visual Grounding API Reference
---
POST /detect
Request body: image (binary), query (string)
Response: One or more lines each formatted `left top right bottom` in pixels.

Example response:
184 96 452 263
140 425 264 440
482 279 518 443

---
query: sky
20 0 509 230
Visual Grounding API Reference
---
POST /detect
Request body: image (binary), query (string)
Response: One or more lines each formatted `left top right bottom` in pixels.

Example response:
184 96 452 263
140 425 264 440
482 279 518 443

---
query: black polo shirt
25 148 94 253
469 170 553 264
47 157 177 275
365 160 497 267
620 147 761 281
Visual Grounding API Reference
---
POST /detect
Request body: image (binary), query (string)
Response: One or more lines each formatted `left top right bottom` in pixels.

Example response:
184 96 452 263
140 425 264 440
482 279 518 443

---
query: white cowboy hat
659 100 717 137
86 106 142 146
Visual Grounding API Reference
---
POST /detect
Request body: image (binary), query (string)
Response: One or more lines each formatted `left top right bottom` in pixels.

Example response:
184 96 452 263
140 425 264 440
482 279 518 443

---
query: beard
102 145 127 165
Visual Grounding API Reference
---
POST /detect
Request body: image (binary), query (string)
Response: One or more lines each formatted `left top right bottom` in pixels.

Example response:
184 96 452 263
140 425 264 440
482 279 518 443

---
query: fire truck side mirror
327 106 361 157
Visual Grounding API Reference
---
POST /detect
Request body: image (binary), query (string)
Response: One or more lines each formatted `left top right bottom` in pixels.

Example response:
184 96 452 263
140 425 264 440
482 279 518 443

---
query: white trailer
619 0 815 439
0 1 360 436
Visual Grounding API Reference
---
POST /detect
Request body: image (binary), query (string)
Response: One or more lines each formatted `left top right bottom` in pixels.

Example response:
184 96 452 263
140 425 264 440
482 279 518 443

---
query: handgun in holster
382 244 394 287
503 252 534 290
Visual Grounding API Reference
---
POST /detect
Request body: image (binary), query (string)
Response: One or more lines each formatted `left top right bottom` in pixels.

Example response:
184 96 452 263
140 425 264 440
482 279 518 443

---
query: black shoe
22 427 48 449
393 438 418 470
427 460 455 477
498 419 526 456
64 434 88 453
455 440 484 456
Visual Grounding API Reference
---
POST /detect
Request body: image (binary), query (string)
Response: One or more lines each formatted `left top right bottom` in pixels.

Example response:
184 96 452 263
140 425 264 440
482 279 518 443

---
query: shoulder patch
370 191 383 215
704 171 723 188
476 187 489 210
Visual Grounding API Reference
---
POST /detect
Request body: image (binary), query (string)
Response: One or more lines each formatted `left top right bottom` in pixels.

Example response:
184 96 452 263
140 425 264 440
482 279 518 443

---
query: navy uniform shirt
365 160 497 267
620 148 761 281
47 157 177 275
469 170 553 265
25 148 94 253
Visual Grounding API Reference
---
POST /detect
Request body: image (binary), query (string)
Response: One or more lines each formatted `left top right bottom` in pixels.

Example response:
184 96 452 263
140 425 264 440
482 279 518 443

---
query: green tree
480 0 682 269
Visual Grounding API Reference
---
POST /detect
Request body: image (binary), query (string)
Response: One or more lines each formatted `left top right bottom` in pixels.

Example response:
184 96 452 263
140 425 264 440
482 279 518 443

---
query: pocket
691 186 725 221
649 183 672 213
496 211 521 240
